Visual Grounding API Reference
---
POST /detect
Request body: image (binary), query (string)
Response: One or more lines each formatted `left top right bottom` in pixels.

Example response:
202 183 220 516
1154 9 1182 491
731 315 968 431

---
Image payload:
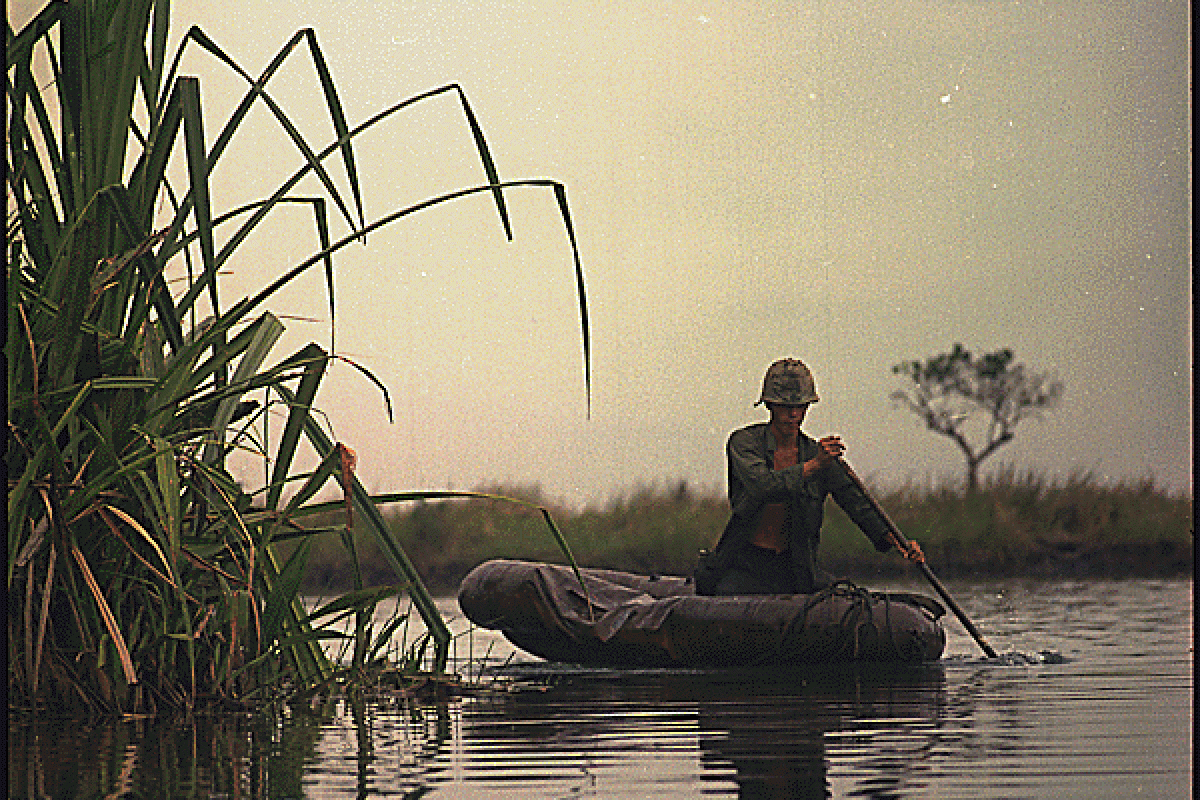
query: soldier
695 358 923 595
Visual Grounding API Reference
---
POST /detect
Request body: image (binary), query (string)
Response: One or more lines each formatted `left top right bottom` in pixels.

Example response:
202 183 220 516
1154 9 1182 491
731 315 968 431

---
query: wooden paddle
838 459 999 659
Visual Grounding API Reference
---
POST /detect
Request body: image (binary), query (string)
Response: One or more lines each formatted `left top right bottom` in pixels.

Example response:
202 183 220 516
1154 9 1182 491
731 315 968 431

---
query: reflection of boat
458 559 946 666
464 664 948 799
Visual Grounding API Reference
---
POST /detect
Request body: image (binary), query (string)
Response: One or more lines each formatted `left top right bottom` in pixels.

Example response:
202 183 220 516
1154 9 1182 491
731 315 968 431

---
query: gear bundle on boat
458 559 947 667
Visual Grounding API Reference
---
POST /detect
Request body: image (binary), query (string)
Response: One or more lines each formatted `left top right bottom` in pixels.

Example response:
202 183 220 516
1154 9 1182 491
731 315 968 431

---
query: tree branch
892 345 1063 487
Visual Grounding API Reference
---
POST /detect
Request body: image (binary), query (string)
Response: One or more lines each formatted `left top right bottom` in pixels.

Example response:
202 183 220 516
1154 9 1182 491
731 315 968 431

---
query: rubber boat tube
458 559 946 666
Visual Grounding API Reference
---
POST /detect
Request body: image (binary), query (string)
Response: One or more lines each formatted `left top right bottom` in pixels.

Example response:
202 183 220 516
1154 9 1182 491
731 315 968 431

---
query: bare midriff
750 441 800 553
752 502 789 552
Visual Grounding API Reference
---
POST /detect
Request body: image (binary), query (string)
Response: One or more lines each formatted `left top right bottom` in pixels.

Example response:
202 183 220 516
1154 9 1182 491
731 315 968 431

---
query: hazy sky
10 0 1192 506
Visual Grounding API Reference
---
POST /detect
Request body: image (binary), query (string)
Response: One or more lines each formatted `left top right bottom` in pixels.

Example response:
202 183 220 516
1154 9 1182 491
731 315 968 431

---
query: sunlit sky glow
9 0 1192 507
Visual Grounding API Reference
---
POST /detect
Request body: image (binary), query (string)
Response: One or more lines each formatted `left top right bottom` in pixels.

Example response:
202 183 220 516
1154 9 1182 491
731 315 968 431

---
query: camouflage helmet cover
756 358 820 406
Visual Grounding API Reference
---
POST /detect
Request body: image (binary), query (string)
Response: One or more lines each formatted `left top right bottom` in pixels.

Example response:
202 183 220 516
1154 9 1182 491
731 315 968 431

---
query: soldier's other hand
814 435 845 467
902 539 925 563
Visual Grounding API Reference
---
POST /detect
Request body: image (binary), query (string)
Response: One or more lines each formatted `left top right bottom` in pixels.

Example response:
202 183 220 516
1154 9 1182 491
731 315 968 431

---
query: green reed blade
93 184 185 351
145 0 170 126
54 2 84 166
102 504 175 586
70 544 138 688
229 630 349 689
95 0 154 186
452 85 511 240
244 180 580 321
6 62 64 251
25 80 73 232
129 77 181 221
260 536 311 649
153 437 181 563
305 585 406 625
5 3 66 71
258 541 334 683
32 544 58 694
266 345 327 510
173 83 507 294
550 182 591 411
197 26 360 228
179 77 217 312
156 26 362 264
312 197 336 349
281 447 343 518
368 613 409 664
303 30 365 231
201 312 284 465
279 389 452 674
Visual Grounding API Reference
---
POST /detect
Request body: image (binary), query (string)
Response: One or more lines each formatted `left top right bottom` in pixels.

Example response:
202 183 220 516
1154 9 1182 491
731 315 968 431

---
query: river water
8 579 1192 798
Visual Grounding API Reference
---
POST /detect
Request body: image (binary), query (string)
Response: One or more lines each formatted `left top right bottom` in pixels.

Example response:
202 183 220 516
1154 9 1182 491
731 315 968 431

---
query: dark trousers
711 545 797 596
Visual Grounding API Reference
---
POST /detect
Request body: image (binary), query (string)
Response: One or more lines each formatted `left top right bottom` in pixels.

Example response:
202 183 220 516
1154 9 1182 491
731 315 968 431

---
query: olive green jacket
711 422 893 592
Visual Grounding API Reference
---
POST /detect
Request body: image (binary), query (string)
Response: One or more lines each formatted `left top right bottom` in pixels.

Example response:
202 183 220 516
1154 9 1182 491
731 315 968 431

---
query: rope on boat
786 581 901 661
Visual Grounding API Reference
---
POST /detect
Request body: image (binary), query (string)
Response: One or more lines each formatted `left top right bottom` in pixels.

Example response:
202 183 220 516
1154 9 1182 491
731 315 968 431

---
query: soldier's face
768 403 808 428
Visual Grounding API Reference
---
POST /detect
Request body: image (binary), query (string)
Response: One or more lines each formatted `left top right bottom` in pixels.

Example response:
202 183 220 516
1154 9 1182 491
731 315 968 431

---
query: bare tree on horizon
891 344 1065 491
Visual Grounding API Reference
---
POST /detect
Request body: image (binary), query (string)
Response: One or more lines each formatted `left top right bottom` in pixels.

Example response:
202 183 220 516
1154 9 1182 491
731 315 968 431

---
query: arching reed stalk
7 0 589 715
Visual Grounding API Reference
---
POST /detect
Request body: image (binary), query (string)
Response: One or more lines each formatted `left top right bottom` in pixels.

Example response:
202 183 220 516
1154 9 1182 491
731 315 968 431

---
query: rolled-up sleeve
827 470 894 552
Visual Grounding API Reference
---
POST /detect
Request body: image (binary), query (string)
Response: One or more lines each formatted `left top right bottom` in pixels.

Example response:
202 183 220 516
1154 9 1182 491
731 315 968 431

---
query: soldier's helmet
756 358 820 406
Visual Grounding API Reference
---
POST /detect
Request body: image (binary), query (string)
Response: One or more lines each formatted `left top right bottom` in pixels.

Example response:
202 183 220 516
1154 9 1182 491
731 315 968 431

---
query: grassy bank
298 471 1194 594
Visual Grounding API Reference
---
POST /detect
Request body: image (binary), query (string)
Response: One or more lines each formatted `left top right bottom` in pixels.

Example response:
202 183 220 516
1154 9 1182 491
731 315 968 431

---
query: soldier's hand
814 435 845 468
902 539 925 563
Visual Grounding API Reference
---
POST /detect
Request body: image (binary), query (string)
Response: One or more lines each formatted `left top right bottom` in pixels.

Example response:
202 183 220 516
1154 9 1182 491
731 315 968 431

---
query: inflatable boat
458 559 946 667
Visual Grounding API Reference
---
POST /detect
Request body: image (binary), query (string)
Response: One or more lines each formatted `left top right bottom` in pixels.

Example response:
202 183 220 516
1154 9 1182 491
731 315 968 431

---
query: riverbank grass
299 470 1192 594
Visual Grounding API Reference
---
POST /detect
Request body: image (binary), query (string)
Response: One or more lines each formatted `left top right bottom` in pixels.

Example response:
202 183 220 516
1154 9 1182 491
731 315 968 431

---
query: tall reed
7 0 588 714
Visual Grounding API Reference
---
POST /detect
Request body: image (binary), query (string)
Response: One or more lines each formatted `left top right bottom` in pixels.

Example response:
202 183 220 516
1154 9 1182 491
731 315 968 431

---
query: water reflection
4 659 961 799
700 666 946 799
469 663 947 799
8 581 1191 798
8 693 461 799
693 671 844 799
9 710 283 798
